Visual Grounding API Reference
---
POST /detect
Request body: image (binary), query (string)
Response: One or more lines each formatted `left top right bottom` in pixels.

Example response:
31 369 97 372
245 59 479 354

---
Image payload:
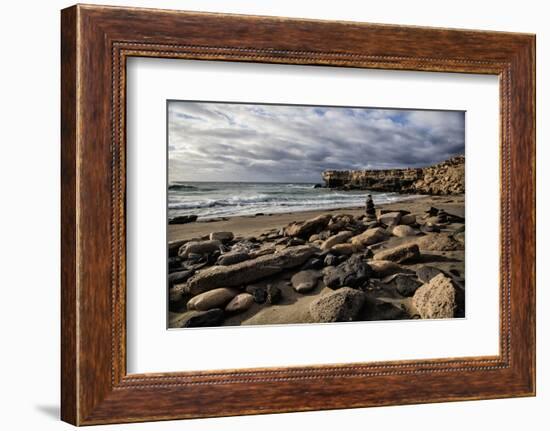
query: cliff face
322 155 464 195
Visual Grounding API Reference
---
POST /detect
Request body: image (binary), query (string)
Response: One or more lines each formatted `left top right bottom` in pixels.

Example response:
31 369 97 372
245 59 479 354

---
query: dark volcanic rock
383 274 422 297
266 285 282 304
324 254 338 267
323 255 371 289
416 265 445 283
301 257 324 270
168 257 182 272
169 215 198 225
170 309 224 328
309 287 366 322
246 285 267 304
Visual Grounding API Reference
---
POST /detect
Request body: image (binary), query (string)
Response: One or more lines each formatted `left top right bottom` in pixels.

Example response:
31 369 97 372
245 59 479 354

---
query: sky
168 101 465 183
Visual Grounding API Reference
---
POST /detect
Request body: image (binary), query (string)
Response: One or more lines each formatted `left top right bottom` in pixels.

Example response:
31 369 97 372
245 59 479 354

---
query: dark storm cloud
168 102 465 183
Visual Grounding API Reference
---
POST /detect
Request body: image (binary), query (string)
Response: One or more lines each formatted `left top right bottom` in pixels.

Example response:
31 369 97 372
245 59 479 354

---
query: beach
168 194 465 328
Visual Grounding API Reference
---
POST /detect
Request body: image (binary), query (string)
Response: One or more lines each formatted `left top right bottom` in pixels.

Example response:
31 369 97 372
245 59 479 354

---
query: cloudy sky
168 101 464 183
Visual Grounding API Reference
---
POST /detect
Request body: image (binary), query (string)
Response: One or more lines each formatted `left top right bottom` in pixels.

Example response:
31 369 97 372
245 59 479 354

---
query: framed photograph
61 4 535 425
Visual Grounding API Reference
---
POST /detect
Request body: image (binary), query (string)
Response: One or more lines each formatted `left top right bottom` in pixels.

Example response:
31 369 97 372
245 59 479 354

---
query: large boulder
412 274 456 319
291 270 320 293
350 227 387 247
284 214 332 238
321 231 353 250
169 309 224 328
178 240 222 258
186 245 317 295
373 243 420 263
187 287 239 311
309 287 366 322
323 255 371 289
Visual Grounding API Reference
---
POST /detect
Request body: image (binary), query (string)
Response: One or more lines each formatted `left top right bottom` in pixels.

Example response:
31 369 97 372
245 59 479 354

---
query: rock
330 243 356 255
309 287 366 322
321 156 464 195
169 283 187 304
168 257 182 272
168 269 194 287
373 243 420 263
225 293 254 313
291 270 320 293
288 238 306 246
301 257 324 270
266 285 282 304
246 285 267 304
178 240 222 258
187 245 317 295
309 234 320 242
209 231 234 242
169 309 224 328
413 233 463 251
284 214 332 238
168 239 188 257
350 227 387 247
392 225 417 238
378 211 402 227
249 247 276 259
187 287 239 311
323 255 371 289
420 222 440 233
412 274 457 319
168 215 198 225
383 274 422 296
321 231 353 250
324 254 338 266
217 250 250 266
368 260 414 278
365 194 376 220
400 214 417 225
416 265 445 283
453 231 465 246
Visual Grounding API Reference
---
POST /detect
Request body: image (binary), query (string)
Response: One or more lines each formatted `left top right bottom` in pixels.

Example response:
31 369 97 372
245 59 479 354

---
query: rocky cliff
322 155 464 195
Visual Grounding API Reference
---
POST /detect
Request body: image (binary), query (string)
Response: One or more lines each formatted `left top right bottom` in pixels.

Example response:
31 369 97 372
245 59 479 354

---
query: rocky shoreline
321 155 465 195
168 195 465 328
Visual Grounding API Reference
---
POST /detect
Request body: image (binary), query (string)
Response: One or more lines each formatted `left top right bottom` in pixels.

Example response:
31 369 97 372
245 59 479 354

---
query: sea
168 182 421 221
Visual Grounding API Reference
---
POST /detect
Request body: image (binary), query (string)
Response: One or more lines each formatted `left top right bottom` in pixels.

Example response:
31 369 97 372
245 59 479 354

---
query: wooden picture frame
61 4 535 425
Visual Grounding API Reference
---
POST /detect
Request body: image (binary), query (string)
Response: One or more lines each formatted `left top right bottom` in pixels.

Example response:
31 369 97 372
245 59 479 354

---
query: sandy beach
168 194 465 328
